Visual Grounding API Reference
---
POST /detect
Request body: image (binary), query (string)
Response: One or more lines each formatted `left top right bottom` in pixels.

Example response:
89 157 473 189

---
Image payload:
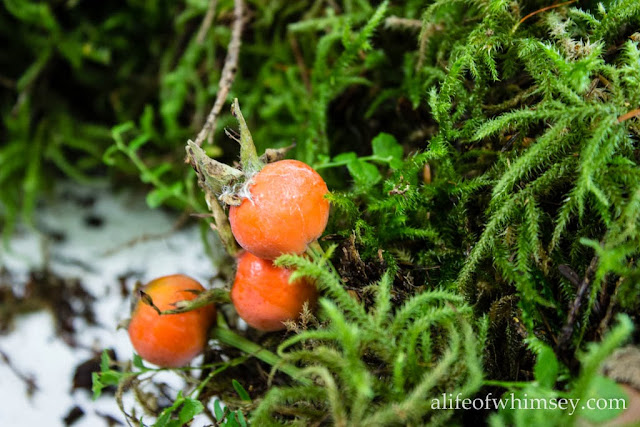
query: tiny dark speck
63 405 85 426
48 230 66 243
84 215 104 228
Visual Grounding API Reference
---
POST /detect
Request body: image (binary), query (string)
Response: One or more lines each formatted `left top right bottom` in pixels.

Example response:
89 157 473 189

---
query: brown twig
385 16 422 31
116 372 143 424
0 348 38 397
416 22 444 71
160 288 230 315
196 0 218 44
557 256 599 353
289 35 311 93
192 0 245 149
617 108 640 123
101 211 191 256
518 0 578 25
596 276 623 338
558 264 580 287
205 188 241 256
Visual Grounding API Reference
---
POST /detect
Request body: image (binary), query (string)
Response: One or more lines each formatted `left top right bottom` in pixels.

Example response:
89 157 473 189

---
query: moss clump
4 0 640 425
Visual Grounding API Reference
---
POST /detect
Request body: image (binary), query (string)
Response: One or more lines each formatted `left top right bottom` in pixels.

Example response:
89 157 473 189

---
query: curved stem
307 239 325 255
314 154 393 170
160 288 231 315
213 326 310 385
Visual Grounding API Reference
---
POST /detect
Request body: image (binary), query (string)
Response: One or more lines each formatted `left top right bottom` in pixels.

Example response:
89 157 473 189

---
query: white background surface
0 182 223 426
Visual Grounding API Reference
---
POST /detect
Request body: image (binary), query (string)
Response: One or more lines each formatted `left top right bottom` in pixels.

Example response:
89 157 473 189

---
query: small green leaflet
371 132 404 169
232 379 251 401
347 158 381 186
533 345 558 388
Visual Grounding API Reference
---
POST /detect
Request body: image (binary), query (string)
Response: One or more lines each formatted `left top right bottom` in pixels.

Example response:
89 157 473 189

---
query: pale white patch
0 181 225 426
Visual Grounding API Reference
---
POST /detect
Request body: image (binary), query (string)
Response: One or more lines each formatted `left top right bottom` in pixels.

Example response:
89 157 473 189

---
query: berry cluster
126 100 329 367
229 159 329 331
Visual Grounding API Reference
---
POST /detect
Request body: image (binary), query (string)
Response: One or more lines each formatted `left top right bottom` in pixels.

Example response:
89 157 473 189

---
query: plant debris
0 268 96 347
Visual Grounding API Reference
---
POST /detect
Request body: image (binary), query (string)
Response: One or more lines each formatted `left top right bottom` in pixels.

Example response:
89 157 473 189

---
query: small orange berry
231 252 317 331
229 159 330 260
127 275 216 368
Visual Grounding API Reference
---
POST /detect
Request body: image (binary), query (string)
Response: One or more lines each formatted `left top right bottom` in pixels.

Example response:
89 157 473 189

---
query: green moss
3 0 640 425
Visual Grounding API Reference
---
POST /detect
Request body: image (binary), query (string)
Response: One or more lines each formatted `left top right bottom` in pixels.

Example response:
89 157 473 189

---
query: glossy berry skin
127 275 216 368
231 252 317 331
229 159 329 260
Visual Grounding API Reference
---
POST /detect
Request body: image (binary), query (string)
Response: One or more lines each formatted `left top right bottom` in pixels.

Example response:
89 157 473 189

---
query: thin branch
557 256 599 353
192 0 245 148
385 16 422 31
558 264 580 287
160 288 230 315
617 108 640 123
0 348 38 397
289 34 311 93
512 0 578 33
101 211 191 256
482 85 538 113
196 0 218 44
416 22 444 71
519 0 578 25
206 190 241 256
596 276 623 338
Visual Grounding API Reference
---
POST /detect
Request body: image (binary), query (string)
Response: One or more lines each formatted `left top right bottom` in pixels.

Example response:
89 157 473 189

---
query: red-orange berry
127 275 216 368
231 252 317 331
229 159 329 260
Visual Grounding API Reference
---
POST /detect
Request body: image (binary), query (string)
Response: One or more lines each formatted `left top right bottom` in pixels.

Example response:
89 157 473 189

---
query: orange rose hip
231 252 318 331
127 275 216 368
229 159 330 260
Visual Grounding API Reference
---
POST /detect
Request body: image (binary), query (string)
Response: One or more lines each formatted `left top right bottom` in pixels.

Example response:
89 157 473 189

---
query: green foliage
92 348 251 426
5 0 640 425
103 118 204 211
418 2 640 357
250 249 484 425
92 350 131 400
0 0 219 240
489 314 633 426
213 399 249 427
317 132 404 189
154 391 205 427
